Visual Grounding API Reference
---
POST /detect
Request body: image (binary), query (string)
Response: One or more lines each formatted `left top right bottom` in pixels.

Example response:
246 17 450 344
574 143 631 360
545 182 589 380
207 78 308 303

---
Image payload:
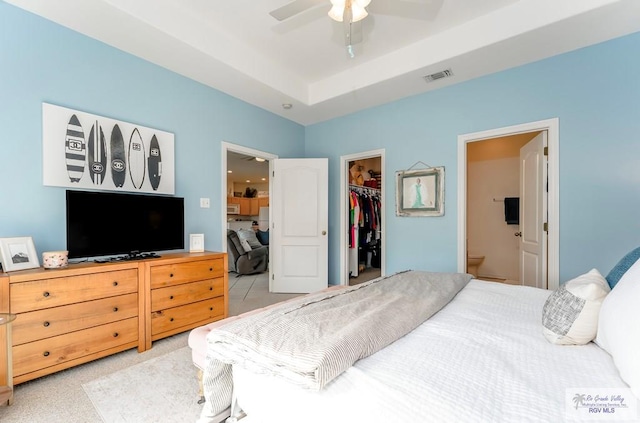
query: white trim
457 118 560 290
220 142 278 255
340 149 386 286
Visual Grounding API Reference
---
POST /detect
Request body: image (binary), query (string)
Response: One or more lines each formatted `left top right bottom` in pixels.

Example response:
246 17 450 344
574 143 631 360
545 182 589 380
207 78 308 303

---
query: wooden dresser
144 252 228 349
1 251 227 385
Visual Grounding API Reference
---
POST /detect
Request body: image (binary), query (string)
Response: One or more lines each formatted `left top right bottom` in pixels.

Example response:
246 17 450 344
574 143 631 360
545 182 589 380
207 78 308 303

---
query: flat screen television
66 190 184 259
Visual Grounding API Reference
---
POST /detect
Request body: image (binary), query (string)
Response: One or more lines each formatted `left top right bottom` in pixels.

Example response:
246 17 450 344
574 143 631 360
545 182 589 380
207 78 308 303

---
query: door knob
322 231 327 235
514 232 522 237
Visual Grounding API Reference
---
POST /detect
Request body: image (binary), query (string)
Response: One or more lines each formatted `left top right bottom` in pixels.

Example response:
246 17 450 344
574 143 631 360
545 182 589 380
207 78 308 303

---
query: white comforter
201 271 470 419
232 280 630 423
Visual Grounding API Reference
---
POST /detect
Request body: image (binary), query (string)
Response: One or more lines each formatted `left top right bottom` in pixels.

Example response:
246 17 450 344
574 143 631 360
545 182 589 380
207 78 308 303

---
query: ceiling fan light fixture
328 0 370 22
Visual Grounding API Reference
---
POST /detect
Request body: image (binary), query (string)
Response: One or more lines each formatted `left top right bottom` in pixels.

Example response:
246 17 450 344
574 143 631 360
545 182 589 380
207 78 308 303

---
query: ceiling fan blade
271 6 329 35
369 0 443 20
269 0 325 21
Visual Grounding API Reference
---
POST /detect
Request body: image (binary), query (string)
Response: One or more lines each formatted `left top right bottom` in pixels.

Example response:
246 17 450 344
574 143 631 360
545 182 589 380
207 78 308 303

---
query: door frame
457 119 559 290
220 141 278 257
340 149 386 286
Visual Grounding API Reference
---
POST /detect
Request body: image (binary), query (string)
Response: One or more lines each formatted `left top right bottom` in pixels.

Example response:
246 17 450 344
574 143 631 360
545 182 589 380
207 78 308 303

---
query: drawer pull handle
113 281 118 286
113 307 119 312
209 307 213 311
209 268 213 271
43 351 50 357
209 287 213 291
43 321 50 327
43 291 50 297
170 273 174 278
113 332 119 338
169 295 174 300
170 317 174 322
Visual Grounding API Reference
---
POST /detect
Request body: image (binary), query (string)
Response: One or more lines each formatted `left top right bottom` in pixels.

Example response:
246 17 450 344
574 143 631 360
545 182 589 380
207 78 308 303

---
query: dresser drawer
150 258 224 289
151 297 224 336
13 317 138 377
151 278 224 312
11 269 138 313
12 293 138 346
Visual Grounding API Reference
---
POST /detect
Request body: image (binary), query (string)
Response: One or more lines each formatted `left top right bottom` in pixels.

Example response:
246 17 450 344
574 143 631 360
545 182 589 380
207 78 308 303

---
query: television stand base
94 252 162 263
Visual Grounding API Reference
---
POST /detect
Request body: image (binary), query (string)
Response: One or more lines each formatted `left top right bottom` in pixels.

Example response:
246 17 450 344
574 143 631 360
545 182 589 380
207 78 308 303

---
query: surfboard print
65 114 86 183
88 120 107 185
110 124 126 188
128 128 146 189
148 135 162 191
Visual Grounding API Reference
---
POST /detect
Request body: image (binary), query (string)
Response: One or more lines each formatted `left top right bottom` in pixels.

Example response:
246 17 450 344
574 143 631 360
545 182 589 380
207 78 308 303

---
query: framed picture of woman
395 167 444 217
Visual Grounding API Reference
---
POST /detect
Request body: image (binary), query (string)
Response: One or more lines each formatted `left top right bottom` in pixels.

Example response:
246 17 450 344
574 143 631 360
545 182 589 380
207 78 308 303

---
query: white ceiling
6 0 640 125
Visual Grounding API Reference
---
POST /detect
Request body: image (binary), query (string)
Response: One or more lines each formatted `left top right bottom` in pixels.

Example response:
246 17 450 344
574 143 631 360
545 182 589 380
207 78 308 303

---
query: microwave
227 203 240 214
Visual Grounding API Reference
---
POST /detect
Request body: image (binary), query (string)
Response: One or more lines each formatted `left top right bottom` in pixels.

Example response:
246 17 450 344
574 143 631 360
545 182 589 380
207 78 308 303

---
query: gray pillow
541 268 609 345
237 229 262 250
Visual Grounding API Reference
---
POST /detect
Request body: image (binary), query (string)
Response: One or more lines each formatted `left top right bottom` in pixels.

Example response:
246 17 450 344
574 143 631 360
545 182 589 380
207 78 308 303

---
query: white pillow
237 229 262 250
596 258 640 399
238 238 252 253
542 268 610 345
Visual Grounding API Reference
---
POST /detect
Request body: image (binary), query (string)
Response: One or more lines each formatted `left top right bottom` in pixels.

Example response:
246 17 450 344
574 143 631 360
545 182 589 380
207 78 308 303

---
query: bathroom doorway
457 119 560 291
340 149 386 286
466 133 537 285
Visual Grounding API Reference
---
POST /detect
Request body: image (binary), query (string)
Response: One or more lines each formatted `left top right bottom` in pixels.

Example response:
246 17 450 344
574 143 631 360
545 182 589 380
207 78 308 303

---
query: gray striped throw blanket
201 270 472 418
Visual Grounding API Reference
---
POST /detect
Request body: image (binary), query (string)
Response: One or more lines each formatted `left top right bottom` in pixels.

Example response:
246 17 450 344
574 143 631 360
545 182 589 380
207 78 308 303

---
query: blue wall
0 2 304 256
306 32 640 284
2 2 639 284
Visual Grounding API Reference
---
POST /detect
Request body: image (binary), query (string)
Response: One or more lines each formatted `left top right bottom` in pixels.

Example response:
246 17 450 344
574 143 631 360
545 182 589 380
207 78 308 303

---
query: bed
196 250 640 423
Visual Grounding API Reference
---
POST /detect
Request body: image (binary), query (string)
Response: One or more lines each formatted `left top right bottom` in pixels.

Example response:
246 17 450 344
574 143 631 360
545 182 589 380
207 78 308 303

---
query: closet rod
349 184 380 193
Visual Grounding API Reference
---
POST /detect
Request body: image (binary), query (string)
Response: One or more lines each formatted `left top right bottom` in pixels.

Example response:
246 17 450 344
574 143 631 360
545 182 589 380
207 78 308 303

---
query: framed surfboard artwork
42 102 175 194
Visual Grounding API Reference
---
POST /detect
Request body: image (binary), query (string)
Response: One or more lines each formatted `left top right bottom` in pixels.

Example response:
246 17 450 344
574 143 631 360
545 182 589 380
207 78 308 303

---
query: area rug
83 346 202 423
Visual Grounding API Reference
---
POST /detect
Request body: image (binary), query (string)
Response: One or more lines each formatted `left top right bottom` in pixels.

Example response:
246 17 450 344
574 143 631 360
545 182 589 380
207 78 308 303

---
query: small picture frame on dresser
0 237 40 272
189 234 204 253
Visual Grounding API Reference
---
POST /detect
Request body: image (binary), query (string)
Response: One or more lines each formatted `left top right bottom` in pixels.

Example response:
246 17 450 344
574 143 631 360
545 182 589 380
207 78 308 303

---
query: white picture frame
189 234 204 253
0 237 40 272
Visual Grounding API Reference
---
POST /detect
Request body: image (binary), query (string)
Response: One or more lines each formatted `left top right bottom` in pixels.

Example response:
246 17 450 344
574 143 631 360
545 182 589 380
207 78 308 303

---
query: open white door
519 132 547 289
271 158 328 293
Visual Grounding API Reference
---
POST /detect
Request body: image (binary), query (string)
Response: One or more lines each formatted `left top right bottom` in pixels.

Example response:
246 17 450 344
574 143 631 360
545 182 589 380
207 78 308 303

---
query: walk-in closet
348 157 382 285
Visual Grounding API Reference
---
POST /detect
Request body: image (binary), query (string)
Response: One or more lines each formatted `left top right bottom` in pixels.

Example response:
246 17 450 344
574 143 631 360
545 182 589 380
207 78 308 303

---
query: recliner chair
226 229 268 275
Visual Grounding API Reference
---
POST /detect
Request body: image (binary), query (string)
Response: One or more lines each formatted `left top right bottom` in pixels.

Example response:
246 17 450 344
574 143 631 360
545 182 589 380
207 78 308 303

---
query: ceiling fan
269 0 442 58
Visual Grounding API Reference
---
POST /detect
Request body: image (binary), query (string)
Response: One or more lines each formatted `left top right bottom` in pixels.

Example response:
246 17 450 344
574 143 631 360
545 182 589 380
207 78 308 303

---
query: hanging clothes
349 185 382 275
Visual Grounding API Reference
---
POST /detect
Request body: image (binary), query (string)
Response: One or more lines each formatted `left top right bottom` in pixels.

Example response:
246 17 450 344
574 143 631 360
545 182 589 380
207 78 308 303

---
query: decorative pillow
256 229 269 246
542 268 610 345
596 258 640 399
605 246 640 289
238 238 252 253
236 229 262 250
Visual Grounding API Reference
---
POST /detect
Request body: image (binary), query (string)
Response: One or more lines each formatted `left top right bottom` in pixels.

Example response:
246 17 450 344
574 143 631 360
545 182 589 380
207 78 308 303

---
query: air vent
423 68 454 83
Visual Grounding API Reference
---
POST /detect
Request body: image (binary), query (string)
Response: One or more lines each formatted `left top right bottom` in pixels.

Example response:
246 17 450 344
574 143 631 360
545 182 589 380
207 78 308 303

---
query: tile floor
228 272 303 316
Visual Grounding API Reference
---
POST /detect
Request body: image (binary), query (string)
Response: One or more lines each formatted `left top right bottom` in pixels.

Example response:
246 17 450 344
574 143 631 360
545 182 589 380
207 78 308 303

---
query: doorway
466 132 539 285
340 149 386 286
457 119 559 291
221 142 277 275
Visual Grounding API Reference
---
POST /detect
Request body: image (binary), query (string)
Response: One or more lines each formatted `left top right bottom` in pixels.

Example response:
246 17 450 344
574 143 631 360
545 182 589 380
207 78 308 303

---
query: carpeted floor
83 346 201 423
0 332 190 423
